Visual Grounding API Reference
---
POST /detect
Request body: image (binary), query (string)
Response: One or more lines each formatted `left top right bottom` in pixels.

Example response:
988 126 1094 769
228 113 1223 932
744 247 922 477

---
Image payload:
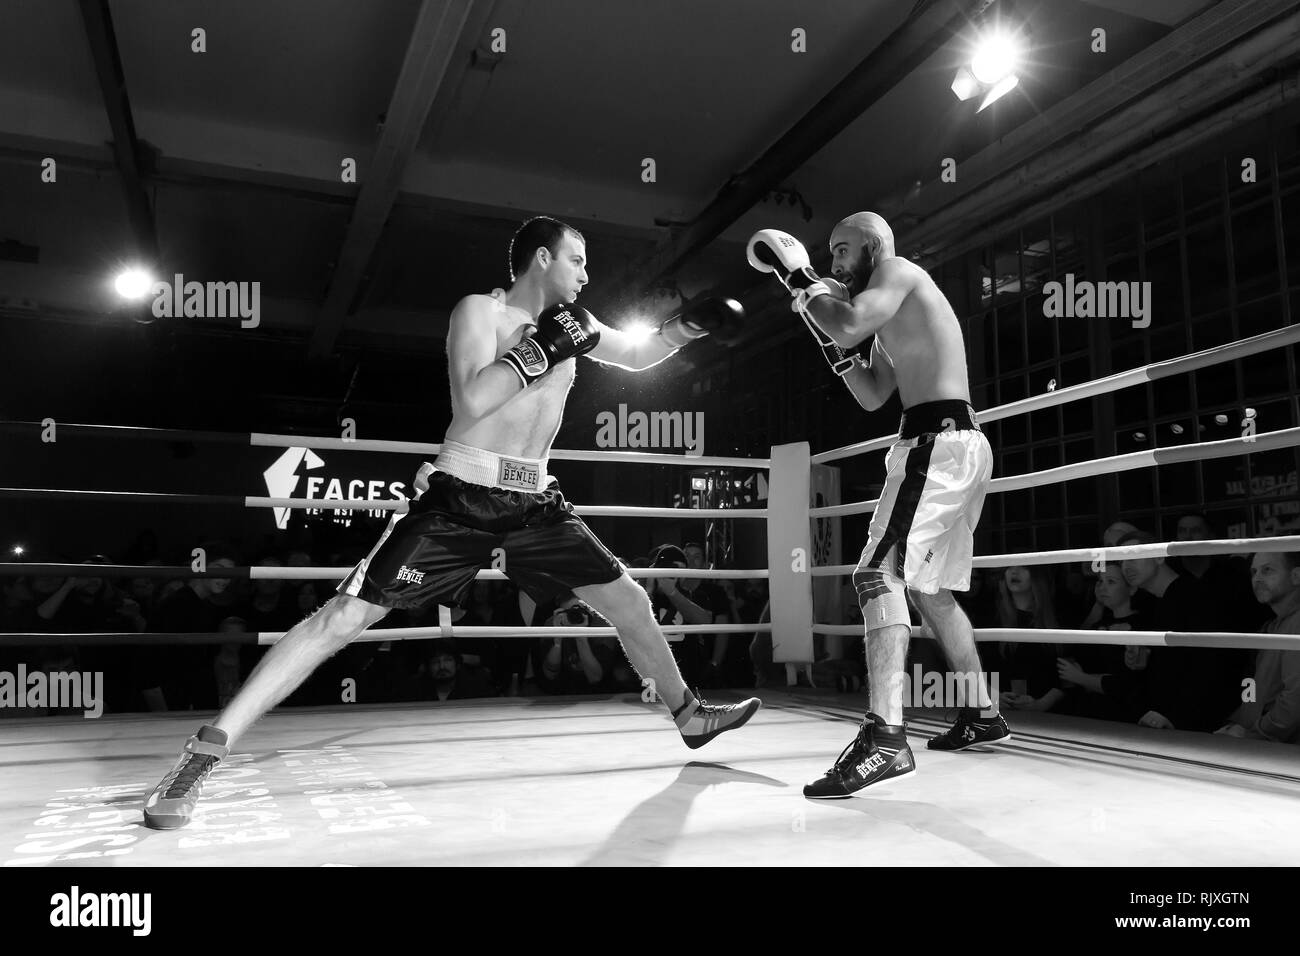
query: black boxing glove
658 297 746 349
500 303 601 387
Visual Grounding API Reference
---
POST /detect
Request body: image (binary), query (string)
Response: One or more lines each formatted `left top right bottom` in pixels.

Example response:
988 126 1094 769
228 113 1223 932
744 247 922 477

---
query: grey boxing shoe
673 692 762 750
142 725 230 829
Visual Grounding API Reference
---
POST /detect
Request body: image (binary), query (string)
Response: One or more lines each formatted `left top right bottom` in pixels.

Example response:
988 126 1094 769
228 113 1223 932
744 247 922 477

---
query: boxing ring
3 322 1300 866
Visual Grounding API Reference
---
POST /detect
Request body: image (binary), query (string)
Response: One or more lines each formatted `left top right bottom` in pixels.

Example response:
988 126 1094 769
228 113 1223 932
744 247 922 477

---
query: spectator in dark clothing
454 580 515 682
1079 520 1142 629
1167 512 1271 632
1118 530 1245 732
236 556 300 682
645 544 717 688
34 556 143 714
955 567 999 628
680 542 739 688
1056 564 1153 721
214 616 248 708
989 566 1065 713
537 594 618 695
395 638 495 702
1217 551 1300 744
145 554 239 711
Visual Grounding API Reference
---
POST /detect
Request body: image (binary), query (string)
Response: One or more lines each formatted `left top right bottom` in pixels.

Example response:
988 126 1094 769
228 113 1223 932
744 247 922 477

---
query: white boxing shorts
853 400 992 595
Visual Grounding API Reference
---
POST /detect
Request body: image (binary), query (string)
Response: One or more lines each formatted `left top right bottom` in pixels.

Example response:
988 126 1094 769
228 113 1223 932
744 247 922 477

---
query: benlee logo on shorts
499 458 540 490
396 566 425 585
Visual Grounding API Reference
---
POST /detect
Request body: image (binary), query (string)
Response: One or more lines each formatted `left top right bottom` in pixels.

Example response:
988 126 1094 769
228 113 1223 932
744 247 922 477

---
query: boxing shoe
673 691 762 749
142 724 229 829
803 713 915 798
927 707 1011 751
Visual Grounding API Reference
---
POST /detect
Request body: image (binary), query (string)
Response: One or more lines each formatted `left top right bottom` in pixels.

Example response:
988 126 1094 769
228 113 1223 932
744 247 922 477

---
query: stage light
953 25 1027 112
114 268 155 300
971 30 1020 85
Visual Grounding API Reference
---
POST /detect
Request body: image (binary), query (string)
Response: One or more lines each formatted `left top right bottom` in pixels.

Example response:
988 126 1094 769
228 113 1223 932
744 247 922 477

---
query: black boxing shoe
927 707 1011 751
803 713 915 799
142 724 229 829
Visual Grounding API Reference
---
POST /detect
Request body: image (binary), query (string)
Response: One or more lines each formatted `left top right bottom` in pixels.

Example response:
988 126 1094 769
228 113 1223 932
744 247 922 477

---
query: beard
836 257 875 294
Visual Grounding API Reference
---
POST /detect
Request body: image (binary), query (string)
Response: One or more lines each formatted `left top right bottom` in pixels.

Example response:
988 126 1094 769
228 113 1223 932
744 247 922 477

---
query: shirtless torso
443 292 576 459
868 257 971 409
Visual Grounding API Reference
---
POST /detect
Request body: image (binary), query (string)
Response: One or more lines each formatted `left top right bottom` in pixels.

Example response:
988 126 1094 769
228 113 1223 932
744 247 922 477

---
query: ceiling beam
620 0 997 295
305 0 479 361
77 0 157 262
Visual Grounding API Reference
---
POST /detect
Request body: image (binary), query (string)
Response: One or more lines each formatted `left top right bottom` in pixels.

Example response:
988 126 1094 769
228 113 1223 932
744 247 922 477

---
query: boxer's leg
910 588 995 712
854 563 913 725
216 594 390 742
574 574 688 711
577 574 761 748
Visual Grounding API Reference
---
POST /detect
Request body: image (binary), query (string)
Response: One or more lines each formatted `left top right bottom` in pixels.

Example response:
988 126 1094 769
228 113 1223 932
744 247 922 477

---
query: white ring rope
249 566 770 580
811 323 1300 465
811 535 1300 576
261 622 771 646
243 496 766 519
810 624 1300 652
248 432 769 469
811 425 1300 519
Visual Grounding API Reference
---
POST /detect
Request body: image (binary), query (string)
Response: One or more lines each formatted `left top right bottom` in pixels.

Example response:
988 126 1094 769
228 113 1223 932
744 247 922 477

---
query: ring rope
0 622 772 648
811 534 1300 576
811 425 1300 519
0 563 770 580
811 624 1300 652
0 488 767 520
0 421 769 469
810 322 1300 465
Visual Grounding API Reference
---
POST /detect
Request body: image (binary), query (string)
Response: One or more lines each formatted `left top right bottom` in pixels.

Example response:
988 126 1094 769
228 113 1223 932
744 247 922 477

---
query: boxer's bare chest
495 315 576 446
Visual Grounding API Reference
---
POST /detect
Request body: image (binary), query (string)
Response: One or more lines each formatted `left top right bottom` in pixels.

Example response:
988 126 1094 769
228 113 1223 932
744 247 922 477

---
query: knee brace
852 567 910 630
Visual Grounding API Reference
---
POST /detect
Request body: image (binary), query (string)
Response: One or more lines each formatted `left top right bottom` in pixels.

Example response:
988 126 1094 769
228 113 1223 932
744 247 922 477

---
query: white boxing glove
746 229 822 291
792 276 852 315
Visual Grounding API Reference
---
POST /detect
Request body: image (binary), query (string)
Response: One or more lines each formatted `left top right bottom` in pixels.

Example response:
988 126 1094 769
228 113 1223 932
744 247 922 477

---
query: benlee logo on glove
553 309 590 346
511 338 549 377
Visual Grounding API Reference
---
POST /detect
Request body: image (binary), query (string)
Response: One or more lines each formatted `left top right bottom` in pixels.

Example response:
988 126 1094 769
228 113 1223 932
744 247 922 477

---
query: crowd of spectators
940 512 1297 744
3 511 1296 746
0 530 769 716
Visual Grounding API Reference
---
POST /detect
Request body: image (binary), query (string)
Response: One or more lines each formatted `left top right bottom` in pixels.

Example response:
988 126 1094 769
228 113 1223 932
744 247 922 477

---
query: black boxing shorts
337 441 624 610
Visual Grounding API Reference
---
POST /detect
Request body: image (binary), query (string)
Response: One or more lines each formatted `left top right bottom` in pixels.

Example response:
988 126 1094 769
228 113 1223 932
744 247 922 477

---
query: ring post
766 442 814 672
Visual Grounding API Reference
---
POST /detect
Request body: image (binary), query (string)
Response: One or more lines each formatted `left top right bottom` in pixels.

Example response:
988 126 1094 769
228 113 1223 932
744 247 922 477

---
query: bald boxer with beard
749 212 1008 798
142 215 761 829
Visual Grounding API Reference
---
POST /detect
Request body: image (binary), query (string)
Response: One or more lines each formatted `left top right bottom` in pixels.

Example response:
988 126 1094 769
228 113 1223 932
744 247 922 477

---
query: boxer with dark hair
143 216 758 829
749 211 1006 798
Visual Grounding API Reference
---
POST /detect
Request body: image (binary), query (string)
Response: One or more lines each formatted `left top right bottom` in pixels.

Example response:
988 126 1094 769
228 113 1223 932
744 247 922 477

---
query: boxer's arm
807 258 912 349
585 320 676 371
447 296 525 418
840 338 897 411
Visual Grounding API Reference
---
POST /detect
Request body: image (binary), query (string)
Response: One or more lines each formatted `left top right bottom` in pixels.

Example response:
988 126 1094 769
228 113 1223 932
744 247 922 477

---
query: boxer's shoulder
456 290 512 314
877 256 922 283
